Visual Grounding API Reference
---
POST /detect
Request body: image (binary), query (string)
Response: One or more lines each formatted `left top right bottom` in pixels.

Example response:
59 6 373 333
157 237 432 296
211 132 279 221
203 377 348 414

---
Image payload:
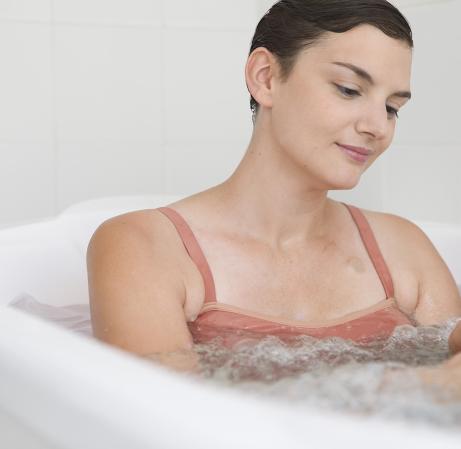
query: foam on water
8 293 461 431
192 320 461 430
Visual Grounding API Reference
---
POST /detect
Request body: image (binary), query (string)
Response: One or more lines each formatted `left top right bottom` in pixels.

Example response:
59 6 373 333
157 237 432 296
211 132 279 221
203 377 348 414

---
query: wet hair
248 0 413 120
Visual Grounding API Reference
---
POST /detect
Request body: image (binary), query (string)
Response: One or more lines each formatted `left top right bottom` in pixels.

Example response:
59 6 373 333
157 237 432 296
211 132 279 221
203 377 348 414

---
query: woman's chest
183 232 419 323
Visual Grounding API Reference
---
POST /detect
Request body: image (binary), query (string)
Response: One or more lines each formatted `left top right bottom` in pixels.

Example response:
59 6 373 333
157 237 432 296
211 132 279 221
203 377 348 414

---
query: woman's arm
87 213 195 361
408 223 461 325
375 213 461 356
409 223 461 354
386 216 461 349
416 352 461 401
448 321 461 355
377 353 461 402
145 349 202 374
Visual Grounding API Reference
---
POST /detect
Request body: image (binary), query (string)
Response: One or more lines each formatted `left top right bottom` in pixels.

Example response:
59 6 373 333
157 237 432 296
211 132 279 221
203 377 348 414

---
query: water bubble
194 320 461 431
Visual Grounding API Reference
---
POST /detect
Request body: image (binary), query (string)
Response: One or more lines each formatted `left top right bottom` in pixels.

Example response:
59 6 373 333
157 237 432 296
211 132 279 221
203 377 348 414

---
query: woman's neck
215 131 336 251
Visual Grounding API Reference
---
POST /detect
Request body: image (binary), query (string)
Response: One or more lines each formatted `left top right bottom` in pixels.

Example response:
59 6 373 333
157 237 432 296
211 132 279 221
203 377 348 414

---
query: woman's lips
337 143 370 164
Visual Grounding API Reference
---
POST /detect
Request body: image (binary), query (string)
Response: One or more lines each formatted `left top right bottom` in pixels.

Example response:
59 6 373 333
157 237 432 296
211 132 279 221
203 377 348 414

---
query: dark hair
249 0 413 117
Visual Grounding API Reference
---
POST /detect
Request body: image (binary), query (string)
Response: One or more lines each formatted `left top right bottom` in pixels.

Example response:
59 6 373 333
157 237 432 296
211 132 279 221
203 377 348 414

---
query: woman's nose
355 104 389 140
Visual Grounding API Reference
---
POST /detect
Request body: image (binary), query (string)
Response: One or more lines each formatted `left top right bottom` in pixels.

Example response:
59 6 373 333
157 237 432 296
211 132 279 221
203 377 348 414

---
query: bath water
9 294 461 431
190 320 461 430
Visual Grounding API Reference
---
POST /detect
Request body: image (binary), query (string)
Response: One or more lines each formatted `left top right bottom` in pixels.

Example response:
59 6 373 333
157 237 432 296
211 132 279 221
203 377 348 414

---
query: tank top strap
156 207 217 304
341 203 395 299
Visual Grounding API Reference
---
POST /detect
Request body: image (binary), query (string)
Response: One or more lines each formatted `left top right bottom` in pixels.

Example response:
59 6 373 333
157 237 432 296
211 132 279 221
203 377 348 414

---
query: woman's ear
245 48 278 110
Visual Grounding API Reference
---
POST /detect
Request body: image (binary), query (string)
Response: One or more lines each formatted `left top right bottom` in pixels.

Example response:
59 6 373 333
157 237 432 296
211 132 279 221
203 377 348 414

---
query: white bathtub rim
59 194 182 215
1 306 461 449
1 306 342 449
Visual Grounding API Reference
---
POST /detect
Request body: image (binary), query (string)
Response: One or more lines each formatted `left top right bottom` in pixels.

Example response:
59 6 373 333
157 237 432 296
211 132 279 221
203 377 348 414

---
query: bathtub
0 194 460 449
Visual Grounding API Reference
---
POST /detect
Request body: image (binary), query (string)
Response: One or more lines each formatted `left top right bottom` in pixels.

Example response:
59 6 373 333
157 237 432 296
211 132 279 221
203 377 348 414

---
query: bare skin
145 350 202 374
87 25 461 385
416 352 461 401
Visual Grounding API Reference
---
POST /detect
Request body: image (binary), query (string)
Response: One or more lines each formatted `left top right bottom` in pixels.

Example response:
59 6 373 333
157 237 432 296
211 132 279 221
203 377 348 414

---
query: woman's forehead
302 25 412 61
294 26 412 86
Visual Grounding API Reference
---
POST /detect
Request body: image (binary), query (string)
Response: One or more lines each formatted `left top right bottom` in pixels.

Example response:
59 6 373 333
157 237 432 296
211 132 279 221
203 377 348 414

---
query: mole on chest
347 256 366 273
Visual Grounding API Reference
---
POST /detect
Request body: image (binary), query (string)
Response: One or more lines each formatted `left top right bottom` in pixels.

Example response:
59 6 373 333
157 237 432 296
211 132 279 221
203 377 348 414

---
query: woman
87 0 461 380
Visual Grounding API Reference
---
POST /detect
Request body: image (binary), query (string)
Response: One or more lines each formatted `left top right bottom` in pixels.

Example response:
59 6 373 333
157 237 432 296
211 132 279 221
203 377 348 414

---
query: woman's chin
326 174 361 191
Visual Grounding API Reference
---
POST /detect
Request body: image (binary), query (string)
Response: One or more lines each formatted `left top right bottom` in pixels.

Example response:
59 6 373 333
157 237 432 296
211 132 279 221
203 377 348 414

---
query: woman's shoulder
102 206 172 227
88 200 209 322
88 205 193 268
86 207 197 355
357 206 429 251
354 205 447 279
357 206 461 324
88 189 217 273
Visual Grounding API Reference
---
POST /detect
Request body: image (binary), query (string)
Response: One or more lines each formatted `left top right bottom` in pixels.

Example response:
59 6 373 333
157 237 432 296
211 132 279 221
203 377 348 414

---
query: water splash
8 294 461 430
193 318 461 430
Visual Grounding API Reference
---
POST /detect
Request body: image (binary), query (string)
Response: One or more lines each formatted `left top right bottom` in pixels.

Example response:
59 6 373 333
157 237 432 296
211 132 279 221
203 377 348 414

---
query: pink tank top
157 203 413 348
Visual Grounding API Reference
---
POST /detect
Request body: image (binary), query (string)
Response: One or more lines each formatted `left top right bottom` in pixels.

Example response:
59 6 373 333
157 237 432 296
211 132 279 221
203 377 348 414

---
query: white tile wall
0 143 55 228
165 142 246 195
0 0 51 21
382 144 461 223
53 0 162 26
393 0 461 147
54 25 163 142
164 28 253 144
57 141 164 210
164 0 256 30
0 22 53 142
256 0 275 16
0 0 460 227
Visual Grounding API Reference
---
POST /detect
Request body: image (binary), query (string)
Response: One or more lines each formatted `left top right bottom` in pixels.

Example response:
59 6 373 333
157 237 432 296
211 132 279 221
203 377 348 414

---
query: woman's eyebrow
331 61 412 99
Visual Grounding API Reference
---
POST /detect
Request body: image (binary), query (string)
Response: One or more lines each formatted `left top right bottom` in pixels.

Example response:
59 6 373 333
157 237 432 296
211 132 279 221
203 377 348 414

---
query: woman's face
268 24 412 190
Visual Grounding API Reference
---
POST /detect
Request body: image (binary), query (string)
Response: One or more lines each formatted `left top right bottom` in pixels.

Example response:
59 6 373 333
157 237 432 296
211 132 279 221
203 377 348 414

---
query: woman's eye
336 85 360 97
386 106 399 119
336 84 400 119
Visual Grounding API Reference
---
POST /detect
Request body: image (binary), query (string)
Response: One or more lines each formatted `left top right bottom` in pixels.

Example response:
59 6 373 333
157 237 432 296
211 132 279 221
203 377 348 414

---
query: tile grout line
0 16 249 32
50 0 59 215
160 0 167 194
